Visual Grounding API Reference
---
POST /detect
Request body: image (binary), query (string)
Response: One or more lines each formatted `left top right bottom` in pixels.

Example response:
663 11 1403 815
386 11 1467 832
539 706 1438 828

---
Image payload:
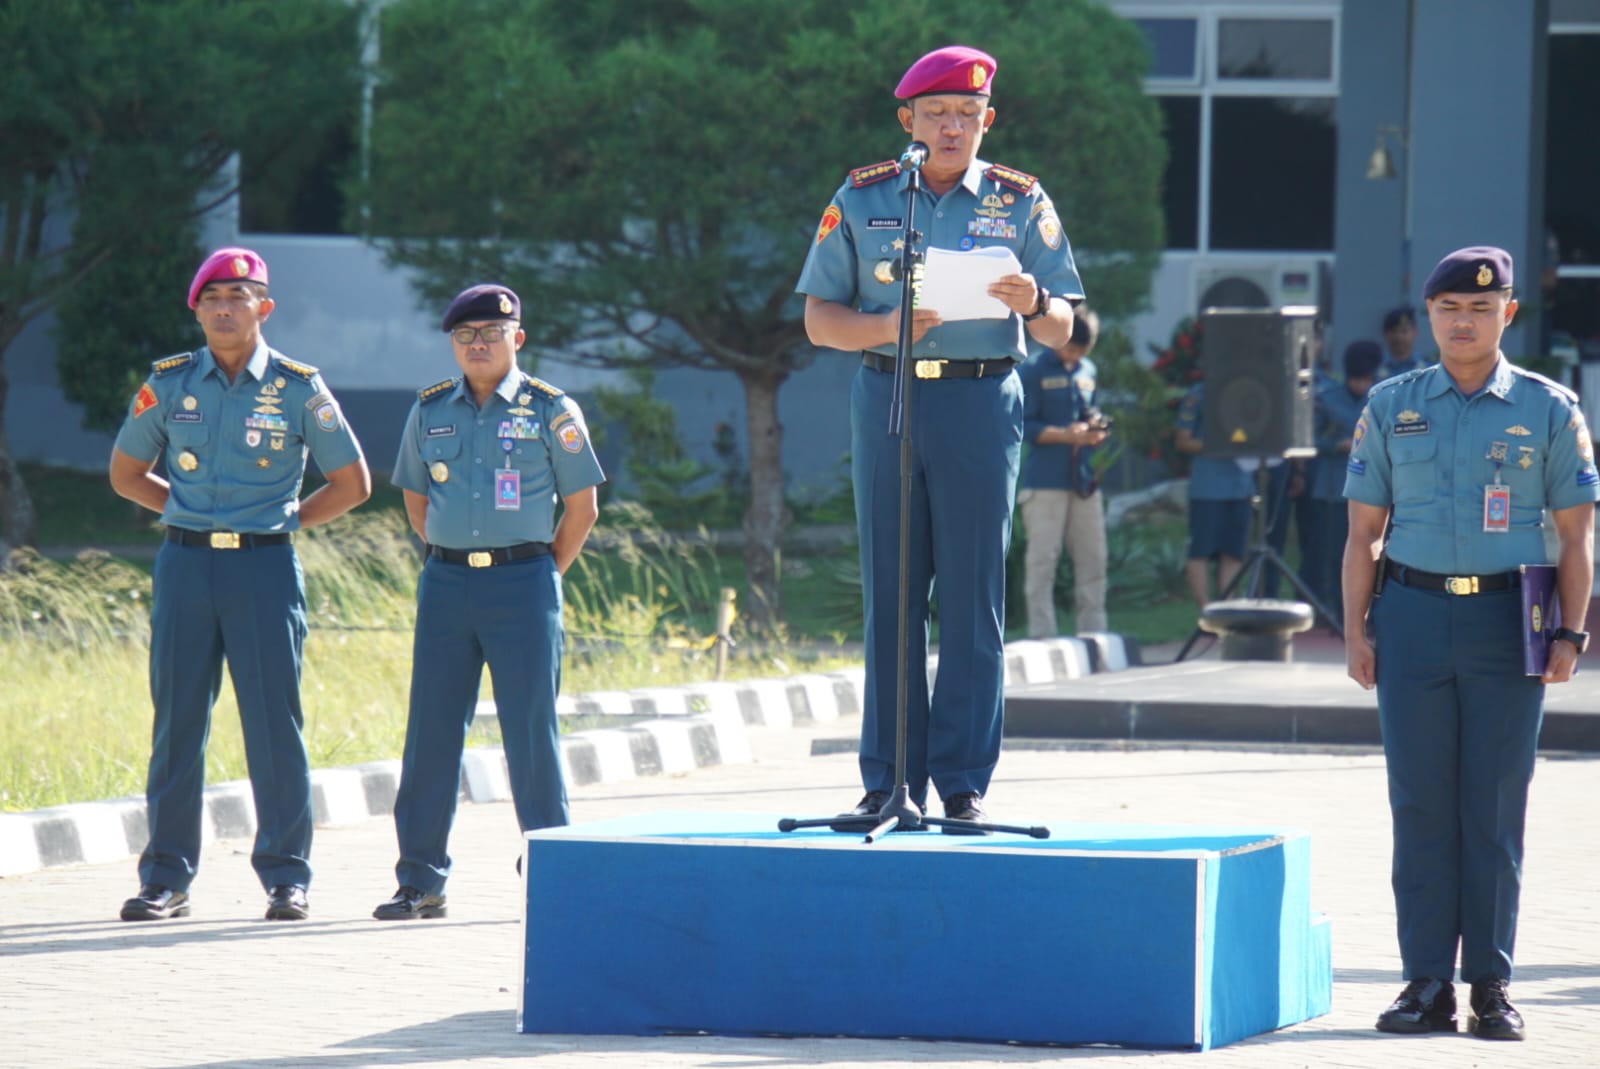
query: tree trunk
737 365 791 627
0 364 40 555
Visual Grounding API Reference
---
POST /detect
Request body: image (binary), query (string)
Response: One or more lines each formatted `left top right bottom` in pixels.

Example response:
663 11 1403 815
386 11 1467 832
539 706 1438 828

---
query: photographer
1018 307 1110 635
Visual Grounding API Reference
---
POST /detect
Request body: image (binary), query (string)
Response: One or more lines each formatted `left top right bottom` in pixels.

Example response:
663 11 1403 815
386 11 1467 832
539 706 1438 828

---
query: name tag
866 217 902 229
1040 375 1070 390
426 425 456 437
1392 421 1430 437
170 412 202 423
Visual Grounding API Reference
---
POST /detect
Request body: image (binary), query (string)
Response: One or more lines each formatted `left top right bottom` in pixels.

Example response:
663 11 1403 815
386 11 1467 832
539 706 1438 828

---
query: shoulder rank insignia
272 357 319 382
850 160 901 188
522 376 564 398
417 378 457 404
150 352 194 377
986 164 1038 194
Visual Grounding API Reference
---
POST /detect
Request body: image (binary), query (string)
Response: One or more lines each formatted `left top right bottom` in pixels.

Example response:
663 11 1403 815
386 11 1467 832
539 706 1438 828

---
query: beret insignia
1476 263 1493 286
849 160 901 188
498 293 513 315
970 62 987 89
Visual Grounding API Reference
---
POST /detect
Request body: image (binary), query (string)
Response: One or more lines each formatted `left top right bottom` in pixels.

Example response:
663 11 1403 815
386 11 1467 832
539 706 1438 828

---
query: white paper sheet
918 246 1023 321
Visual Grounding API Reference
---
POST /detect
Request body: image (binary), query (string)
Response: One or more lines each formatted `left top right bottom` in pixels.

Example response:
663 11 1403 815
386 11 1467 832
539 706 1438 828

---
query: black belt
1385 559 1520 595
166 528 293 549
429 542 552 568
862 353 1015 379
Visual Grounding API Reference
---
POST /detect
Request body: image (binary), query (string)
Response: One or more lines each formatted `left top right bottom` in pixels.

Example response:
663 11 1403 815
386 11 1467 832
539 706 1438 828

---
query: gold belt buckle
1444 576 1478 595
467 551 493 568
209 532 241 550
914 359 944 379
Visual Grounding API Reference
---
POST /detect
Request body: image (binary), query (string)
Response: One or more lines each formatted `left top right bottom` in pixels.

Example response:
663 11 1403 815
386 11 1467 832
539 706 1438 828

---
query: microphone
899 141 929 170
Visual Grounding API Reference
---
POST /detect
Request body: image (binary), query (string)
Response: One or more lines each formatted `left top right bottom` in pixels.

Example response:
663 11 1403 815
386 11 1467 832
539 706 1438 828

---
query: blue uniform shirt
1344 358 1600 573
1311 377 1368 501
1176 384 1253 500
1019 351 1097 491
113 341 364 532
392 367 605 549
796 157 1085 361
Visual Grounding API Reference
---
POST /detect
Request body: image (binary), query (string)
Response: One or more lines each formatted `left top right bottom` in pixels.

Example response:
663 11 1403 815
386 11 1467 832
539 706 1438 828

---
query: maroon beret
895 46 995 100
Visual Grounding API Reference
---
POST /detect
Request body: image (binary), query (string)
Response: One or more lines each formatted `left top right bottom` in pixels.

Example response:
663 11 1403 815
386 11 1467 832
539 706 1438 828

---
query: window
1156 96 1200 249
1546 33 1600 266
1217 18 1334 81
1132 17 1199 82
1210 97 1335 251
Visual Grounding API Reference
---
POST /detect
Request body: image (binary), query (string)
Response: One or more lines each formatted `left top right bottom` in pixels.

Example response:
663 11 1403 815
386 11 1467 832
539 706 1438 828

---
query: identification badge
1483 484 1510 532
494 468 521 511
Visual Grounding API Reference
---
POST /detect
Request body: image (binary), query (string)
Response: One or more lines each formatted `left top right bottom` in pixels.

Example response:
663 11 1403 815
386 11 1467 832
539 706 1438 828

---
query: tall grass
0 507 859 812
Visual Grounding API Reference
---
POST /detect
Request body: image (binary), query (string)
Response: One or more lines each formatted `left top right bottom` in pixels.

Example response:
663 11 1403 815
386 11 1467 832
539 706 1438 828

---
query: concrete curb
0 634 1131 878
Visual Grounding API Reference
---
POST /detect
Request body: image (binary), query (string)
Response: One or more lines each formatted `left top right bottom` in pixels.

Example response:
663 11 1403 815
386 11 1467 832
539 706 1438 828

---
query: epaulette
1368 365 1429 396
1518 366 1580 403
150 352 194 377
849 160 901 188
418 378 457 404
985 164 1037 194
522 376 564 398
272 356 319 382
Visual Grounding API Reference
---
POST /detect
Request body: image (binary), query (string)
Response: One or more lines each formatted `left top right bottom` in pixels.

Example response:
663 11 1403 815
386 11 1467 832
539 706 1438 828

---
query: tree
362 0 1165 624
0 0 364 552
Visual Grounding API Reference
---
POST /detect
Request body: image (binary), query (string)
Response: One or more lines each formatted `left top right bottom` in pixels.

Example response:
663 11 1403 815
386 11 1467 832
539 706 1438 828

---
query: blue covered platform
519 811 1331 1050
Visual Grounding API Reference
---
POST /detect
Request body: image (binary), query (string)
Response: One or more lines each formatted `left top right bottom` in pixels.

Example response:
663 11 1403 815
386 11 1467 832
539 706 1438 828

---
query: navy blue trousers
141 541 311 892
850 364 1022 807
393 552 566 894
1373 579 1543 982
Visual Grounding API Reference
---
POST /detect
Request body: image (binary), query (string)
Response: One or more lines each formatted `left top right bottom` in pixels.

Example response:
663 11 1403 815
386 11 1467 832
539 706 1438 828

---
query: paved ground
2 709 1597 1068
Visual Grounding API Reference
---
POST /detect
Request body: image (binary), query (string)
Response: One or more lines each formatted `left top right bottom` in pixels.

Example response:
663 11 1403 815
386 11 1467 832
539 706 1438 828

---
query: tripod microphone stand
779 143 1048 842
1173 456 1342 663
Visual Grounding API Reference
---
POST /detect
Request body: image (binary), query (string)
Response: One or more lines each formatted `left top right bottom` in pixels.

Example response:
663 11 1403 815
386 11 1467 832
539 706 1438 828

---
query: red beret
895 45 995 100
188 247 268 309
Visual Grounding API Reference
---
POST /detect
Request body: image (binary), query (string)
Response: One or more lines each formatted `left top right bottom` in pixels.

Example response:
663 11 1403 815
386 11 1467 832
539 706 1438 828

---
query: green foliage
54 216 202 433
1145 315 1205 477
1082 326 1172 488
586 369 748 528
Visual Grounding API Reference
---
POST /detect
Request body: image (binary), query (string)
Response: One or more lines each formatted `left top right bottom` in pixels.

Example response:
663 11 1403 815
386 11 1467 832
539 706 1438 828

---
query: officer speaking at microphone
110 247 372 923
373 284 603 921
1343 247 1597 1041
796 45 1084 830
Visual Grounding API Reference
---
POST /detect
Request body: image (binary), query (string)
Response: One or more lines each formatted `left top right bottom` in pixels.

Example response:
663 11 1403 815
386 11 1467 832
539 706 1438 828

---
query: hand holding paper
918 247 1025 321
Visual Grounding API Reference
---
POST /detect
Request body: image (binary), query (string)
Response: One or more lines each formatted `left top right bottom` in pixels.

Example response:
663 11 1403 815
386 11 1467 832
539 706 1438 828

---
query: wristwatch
1023 287 1051 322
1552 626 1590 654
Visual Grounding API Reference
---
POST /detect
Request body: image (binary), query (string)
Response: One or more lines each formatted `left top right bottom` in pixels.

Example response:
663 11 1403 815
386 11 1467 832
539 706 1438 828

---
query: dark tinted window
1156 96 1200 249
1209 97 1335 250
1217 18 1334 80
1546 34 1600 265
1132 17 1199 79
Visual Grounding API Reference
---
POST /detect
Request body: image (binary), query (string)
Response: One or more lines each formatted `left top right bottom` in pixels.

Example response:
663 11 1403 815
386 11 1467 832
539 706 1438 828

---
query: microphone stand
780 145 1048 842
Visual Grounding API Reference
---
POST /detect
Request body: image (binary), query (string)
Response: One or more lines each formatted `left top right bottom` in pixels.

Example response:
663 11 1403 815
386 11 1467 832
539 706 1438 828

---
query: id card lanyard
495 435 521 510
1484 440 1509 533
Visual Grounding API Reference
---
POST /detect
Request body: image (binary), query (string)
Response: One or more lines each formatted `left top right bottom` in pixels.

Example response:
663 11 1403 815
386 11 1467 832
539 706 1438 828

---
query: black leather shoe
120 885 190 921
828 790 891 832
940 791 992 835
264 884 309 921
1469 978 1525 1040
1375 977 1458 1033
373 885 447 921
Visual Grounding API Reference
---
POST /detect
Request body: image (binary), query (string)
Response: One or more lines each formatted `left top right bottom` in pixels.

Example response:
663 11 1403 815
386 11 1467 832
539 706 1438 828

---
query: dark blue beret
1342 339 1383 378
441 284 521 332
1422 246 1513 299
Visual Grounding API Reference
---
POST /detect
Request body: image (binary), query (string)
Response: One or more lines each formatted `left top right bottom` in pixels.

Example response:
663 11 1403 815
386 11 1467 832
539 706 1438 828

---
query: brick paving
2 714 1597 1068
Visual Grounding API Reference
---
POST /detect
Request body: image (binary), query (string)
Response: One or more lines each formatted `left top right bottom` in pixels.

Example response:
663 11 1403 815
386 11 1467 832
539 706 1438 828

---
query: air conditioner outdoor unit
1193 260 1319 313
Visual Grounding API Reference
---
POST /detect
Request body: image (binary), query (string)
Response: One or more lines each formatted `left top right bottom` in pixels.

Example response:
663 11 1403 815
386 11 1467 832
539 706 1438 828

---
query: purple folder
1520 564 1561 676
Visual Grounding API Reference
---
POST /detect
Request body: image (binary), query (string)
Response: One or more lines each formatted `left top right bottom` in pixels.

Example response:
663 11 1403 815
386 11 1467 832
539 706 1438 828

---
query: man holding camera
1018 306 1109 635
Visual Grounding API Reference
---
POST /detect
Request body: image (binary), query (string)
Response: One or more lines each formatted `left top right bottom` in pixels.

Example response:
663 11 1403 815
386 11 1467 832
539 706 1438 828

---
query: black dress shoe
1469 978 1525 1040
264 884 309 921
373 885 448 921
828 790 891 832
120 885 190 922
940 791 992 835
1375 977 1458 1033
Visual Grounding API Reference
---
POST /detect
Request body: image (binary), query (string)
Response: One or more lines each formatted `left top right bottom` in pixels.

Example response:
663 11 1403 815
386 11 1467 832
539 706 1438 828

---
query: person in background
1305 339 1382 619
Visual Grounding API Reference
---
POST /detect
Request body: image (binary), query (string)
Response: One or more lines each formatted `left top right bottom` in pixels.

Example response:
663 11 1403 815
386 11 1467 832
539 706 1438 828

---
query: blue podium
520 812 1330 1050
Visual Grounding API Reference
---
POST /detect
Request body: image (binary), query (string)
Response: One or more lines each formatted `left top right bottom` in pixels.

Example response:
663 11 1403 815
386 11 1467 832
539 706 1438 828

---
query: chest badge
1506 424 1532 436
256 457 271 469
430 461 449 483
182 396 198 411
176 450 199 472
1518 446 1536 470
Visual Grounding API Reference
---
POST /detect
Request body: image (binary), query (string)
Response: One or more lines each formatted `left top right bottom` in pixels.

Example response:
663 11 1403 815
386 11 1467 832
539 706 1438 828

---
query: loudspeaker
1199 308 1316 458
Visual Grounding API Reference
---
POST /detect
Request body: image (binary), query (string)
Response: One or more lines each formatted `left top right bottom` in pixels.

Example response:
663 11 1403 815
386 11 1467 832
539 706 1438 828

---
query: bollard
1198 599 1314 662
